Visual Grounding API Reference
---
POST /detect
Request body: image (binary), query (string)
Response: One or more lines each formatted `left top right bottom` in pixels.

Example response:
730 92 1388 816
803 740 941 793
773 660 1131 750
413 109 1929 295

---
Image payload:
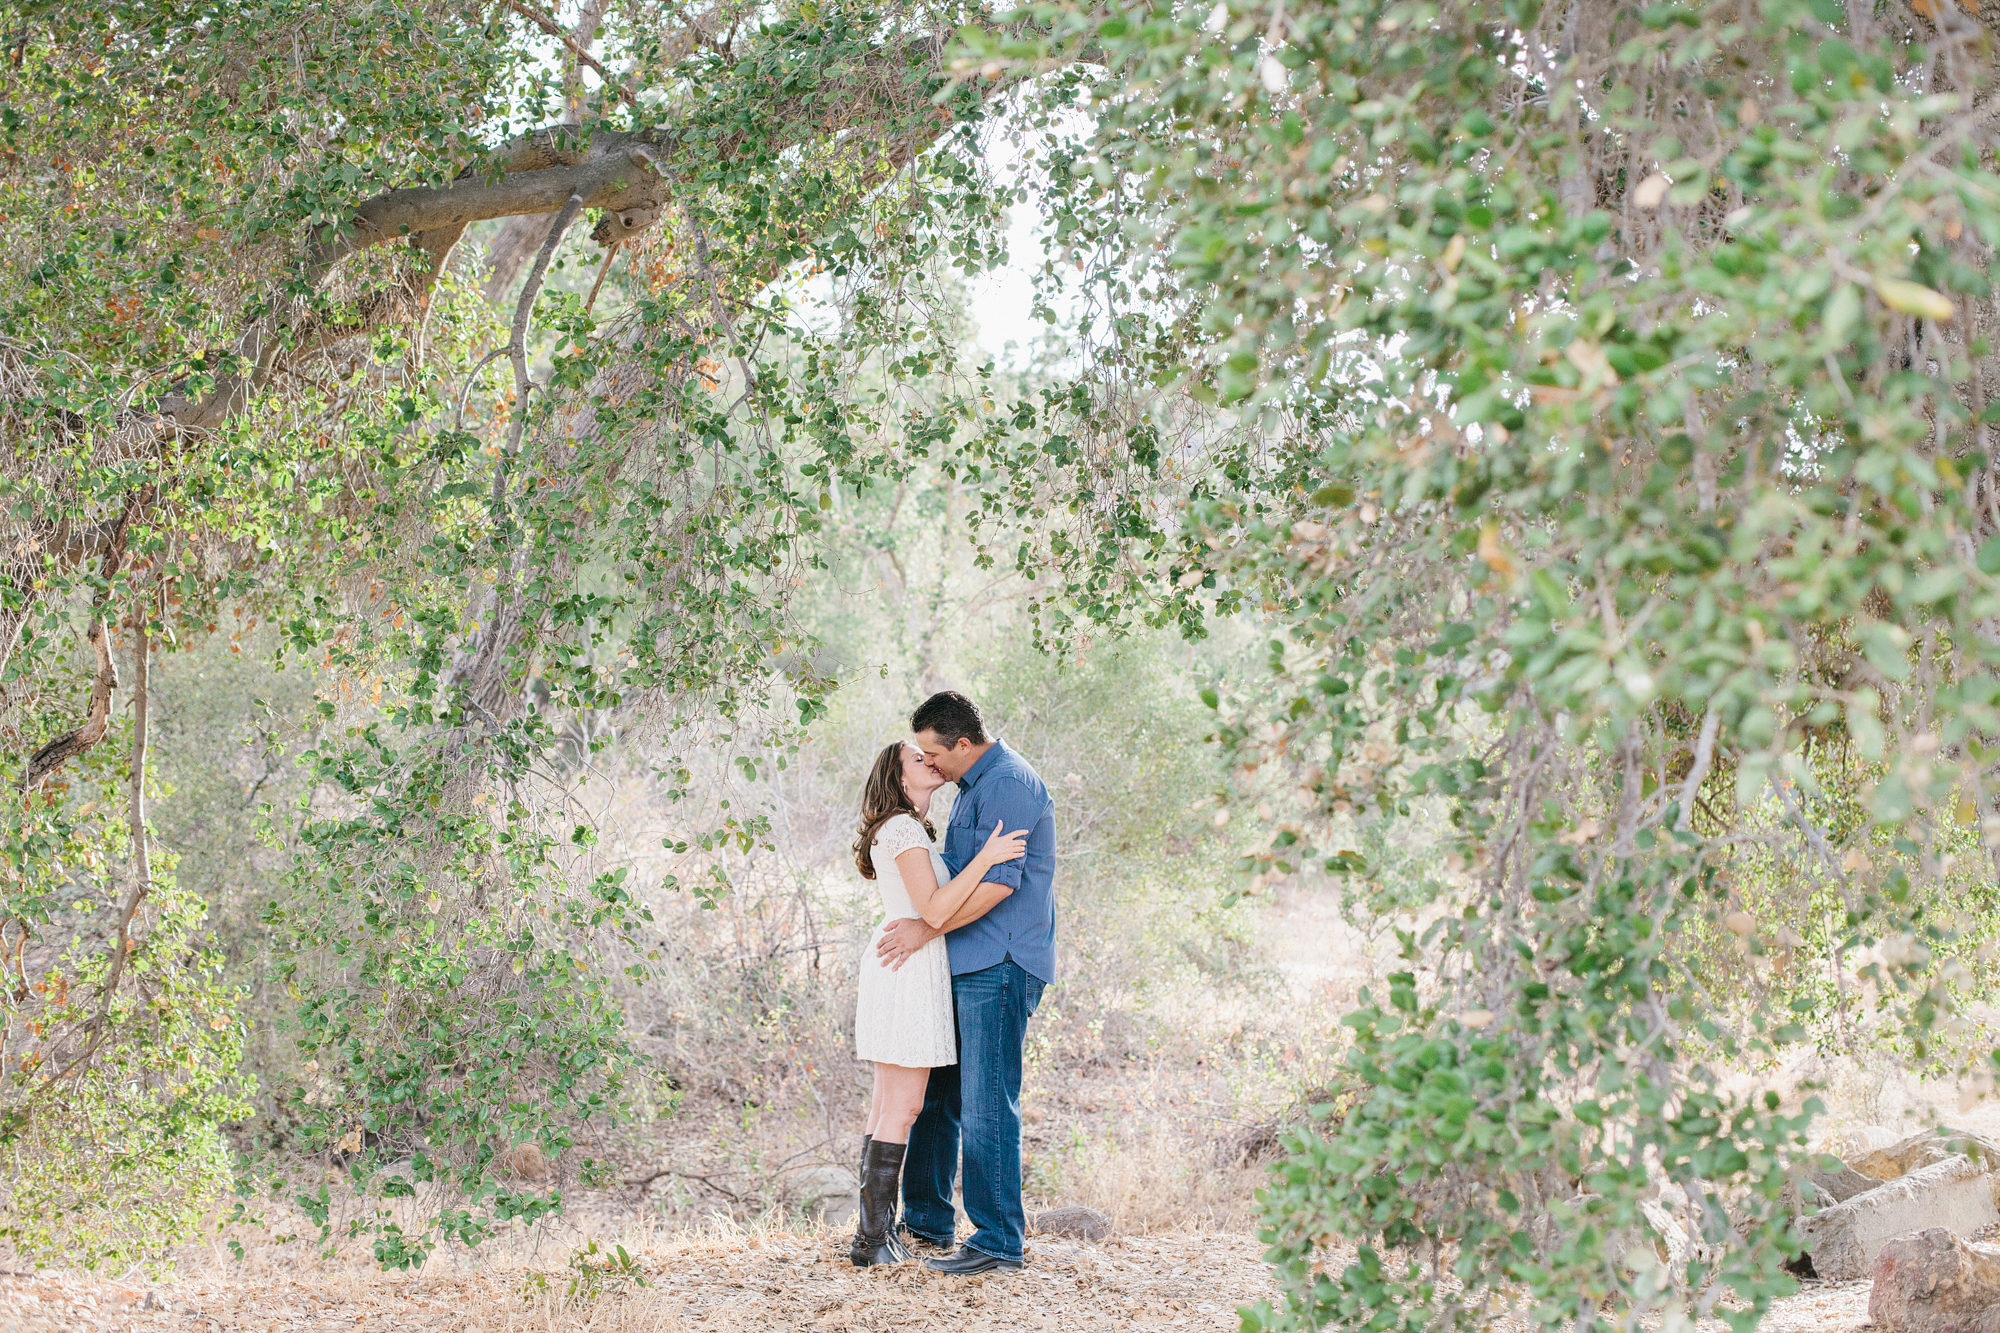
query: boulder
1033 1205 1112 1240
1851 1124 1902 1154
1782 1156 1882 1215
1801 1155 2000 1281
500 1143 550 1183
1871 1227 2000 1333
1854 1129 2000 1183
786 1165 858 1229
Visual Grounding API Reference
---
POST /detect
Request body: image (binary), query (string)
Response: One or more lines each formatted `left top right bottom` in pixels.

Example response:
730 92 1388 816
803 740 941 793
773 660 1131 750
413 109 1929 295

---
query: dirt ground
0 1230 1273 1333
0 1230 1885 1333
1754 1279 1871 1333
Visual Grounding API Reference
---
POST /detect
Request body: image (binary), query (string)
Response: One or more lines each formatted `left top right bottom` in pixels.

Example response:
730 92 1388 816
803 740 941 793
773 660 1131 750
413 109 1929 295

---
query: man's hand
876 917 942 971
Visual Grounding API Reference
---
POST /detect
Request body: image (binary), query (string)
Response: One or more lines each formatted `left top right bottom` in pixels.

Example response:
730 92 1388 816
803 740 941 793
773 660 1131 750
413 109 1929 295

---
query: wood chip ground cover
0 1229 1884 1332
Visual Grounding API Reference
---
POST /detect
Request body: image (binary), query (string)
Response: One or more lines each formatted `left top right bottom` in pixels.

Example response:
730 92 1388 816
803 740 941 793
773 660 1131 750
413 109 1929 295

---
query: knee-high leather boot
851 1139 911 1267
846 1135 873 1265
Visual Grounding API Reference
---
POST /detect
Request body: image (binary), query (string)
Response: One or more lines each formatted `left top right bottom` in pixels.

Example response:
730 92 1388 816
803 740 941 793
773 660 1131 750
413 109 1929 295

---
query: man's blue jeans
901 957 1044 1261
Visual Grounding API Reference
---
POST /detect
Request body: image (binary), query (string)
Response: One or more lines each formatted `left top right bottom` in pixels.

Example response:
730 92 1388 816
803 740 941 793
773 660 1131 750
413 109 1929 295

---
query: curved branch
20 490 146 792
163 146 663 432
449 192 589 725
21 621 117 792
507 192 588 461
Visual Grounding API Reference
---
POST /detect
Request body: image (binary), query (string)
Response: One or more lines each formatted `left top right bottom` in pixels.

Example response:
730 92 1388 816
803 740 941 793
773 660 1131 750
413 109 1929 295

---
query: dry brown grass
572 850 1360 1238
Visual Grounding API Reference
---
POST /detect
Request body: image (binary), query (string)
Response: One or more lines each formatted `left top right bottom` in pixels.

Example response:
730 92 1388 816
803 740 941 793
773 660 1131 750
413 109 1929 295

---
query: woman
847 740 1027 1266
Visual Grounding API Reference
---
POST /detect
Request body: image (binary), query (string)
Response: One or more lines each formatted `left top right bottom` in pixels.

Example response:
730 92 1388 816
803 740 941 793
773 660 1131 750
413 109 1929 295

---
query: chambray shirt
937 739 1057 984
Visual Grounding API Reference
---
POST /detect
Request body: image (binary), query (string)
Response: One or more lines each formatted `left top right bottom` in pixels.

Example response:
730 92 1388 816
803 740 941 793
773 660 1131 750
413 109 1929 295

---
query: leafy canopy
954 0 2000 1327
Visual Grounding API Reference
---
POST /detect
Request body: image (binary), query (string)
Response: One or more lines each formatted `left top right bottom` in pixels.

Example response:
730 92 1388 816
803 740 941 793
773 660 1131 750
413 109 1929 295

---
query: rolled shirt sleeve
972 778 1042 888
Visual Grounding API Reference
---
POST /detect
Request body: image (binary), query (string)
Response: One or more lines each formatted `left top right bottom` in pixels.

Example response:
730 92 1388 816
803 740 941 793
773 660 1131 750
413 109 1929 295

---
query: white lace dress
854 814 958 1067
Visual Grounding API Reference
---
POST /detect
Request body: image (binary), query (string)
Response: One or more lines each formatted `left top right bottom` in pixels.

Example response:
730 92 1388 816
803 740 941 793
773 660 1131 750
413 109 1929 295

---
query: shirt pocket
944 801 978 871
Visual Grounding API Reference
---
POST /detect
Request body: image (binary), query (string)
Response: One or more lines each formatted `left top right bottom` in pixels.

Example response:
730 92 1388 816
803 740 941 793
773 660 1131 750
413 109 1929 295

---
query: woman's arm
893 820 1027 929
875 883 1014 970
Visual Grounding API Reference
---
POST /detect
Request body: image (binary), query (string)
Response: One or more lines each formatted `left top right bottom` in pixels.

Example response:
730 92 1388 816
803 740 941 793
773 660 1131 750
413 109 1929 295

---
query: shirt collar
957 738 1008 790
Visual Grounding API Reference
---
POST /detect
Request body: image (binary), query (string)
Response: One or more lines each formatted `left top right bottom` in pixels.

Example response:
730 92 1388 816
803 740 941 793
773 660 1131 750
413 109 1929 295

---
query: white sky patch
768 89 1096 366
966 94 1099 367
966 194 1052 365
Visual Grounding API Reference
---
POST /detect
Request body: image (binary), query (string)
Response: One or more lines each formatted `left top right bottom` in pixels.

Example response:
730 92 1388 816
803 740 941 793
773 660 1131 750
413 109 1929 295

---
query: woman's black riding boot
850 1138 911 1266
846 1134 874 1265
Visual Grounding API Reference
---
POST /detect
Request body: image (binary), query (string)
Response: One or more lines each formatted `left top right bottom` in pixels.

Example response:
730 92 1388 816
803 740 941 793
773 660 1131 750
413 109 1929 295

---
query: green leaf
1876 277 1955 321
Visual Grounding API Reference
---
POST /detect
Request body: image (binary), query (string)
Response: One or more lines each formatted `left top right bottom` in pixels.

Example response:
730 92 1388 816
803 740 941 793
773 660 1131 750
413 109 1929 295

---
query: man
875 689 1056 1275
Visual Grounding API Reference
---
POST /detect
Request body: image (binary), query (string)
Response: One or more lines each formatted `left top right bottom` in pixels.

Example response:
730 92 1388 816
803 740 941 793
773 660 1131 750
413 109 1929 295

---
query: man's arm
941 879 1013 931
876 881 1013 969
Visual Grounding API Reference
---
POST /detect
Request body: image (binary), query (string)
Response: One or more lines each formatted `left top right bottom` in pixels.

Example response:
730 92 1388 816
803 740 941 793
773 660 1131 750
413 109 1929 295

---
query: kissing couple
844 690 1056 1274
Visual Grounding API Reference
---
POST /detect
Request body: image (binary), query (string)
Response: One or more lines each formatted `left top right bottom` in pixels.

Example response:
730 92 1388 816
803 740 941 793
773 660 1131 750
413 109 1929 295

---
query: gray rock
1851 1124 1902 1154
1853 1128 2000 1183
1033 1205 1111 1240
1782 1156 1881 1215
1801 1155 2000 1281
787 1165 859 1229
1871 1227 2000 1333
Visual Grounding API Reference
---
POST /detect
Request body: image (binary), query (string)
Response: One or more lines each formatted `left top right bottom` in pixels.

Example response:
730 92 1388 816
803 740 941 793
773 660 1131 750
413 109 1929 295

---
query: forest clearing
10 0 2000 1329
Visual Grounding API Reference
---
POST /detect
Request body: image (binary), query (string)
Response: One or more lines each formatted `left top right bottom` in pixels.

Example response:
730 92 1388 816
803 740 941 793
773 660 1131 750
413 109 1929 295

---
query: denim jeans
901 957 1045 1261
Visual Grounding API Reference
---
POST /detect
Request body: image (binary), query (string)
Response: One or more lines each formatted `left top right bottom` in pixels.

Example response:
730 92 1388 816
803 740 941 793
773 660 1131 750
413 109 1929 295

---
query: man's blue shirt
937 739 1056 984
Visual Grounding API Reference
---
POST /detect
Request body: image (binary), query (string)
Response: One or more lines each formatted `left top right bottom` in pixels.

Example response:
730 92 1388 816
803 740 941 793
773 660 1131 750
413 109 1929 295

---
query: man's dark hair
910 691 989 747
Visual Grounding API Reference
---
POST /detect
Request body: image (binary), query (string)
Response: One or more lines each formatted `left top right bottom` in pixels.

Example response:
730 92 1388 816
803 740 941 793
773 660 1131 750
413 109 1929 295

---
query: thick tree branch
6 24 988 696
159 20 970 431
162 146 663 431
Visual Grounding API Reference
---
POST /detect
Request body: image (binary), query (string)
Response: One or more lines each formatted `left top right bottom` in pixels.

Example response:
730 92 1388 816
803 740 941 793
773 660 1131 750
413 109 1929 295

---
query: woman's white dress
854 814 958 1067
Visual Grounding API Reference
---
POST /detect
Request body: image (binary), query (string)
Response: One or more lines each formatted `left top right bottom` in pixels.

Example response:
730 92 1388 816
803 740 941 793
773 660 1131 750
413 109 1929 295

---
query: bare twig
455 347 511 431
505 192 588 475
626 1166 746 1202
585 241 622 314
1674 705 1721 833
503 0 638 108
99 596 152 1003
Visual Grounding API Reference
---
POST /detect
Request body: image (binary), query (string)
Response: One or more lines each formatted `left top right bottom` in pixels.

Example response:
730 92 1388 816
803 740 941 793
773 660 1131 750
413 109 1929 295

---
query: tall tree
0 0 1033 1265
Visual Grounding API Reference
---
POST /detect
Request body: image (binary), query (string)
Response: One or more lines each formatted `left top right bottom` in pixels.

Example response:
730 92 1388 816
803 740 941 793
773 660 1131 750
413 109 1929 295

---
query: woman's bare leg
867 1063 931 1144
855 1065 930 1265
865 1067 889 1138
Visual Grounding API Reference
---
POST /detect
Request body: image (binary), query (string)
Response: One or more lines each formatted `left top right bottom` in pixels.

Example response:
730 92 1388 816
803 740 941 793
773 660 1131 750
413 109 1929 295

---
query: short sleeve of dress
872 814 929 862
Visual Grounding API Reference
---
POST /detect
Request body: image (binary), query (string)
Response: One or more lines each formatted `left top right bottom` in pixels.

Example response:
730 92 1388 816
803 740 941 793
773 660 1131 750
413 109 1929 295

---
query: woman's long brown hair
853 742 935 879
